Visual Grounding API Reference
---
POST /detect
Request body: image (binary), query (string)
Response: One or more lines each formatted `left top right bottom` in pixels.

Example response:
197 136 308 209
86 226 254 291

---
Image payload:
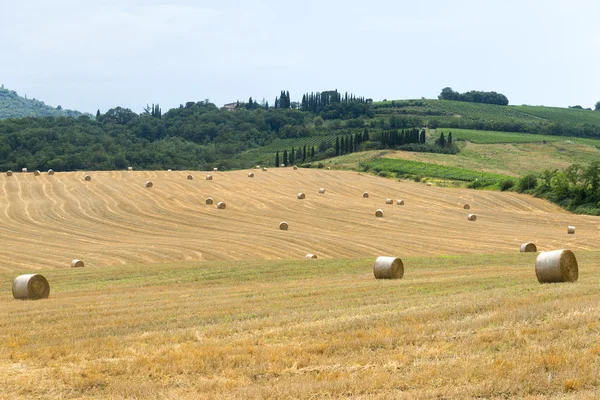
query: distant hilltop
0 85 84 119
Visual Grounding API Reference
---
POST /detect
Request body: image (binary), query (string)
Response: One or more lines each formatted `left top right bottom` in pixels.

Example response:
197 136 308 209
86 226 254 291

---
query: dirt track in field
0 168 597 271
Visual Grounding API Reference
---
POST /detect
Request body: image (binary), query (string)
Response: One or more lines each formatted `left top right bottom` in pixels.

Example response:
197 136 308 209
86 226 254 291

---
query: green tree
419 130 426 144
302 145 307 162
437 132 446 147
275 151 280 167
311 146 315 159
595 101 600 111
96 109 100 118
290 147 295 165
283 150 288 166
335 136 340 156
447 132 452 146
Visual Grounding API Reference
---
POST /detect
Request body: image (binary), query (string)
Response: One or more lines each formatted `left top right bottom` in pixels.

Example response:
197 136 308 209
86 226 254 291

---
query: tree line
438 87 509 106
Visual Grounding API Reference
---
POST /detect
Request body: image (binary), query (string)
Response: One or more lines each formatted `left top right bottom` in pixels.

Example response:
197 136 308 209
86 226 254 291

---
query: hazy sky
1 0 599 114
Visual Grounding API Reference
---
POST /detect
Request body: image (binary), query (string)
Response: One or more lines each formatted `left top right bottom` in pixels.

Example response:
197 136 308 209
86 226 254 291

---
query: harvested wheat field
1 169 600 399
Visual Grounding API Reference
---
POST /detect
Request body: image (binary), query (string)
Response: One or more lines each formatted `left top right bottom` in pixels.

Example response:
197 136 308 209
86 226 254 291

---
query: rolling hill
0 86 83 119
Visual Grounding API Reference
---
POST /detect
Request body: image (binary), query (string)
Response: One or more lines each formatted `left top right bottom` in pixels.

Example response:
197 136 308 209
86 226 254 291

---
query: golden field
1 168 600 399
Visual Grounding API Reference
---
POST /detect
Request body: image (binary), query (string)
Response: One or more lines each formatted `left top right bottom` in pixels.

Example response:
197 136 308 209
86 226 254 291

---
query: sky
1 0 599 114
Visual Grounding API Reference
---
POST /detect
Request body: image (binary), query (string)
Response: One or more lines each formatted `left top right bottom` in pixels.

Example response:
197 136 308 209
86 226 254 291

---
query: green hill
0 86 83 119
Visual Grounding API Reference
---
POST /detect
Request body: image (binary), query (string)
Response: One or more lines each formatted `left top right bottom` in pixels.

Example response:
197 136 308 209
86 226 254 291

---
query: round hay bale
256 165 261 169
34 170 41 176
319 188 325 194
145 181 153 188
397 199 404 205
426 182 432 186
213 167 218 171
127 166 133 171
568 226 575 234
326 167 331 170
205 197 214 205
167 169 172 171
217 201 226 209
6 171 12 176
187 174 194 180
363 192 369 198
305 254 317 259
262 168 268 172
297 192 306 199
12 274 50 300
520 243 537 253
48 169 54 175
248 172 254 178
535 249 578 283
206 174 213 180
463 204 471 210
279 221 289 230
467 214 477 221
373 256 404 279
293 166 298 170
71 259 84 268
385 199 393 204
375 209 384 218
22 168 27 173
280 164 285 167
84 175 91 181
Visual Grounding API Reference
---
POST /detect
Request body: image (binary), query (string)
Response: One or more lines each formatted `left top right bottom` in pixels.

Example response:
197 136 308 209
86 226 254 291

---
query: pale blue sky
1 0 599 113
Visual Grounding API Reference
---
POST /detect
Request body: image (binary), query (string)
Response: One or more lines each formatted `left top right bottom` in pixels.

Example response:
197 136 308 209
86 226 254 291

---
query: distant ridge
0 85 84 119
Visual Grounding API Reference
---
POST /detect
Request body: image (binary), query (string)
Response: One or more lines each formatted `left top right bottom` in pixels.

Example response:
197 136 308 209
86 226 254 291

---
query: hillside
0 169 597 272
0 86 83 119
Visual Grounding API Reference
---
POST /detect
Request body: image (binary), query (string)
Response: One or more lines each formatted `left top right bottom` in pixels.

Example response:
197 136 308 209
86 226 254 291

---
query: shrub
500 179 515 191
516 174 538 192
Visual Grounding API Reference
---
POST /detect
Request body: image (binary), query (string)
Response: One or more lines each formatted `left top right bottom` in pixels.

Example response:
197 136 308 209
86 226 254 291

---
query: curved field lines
0 169 597 272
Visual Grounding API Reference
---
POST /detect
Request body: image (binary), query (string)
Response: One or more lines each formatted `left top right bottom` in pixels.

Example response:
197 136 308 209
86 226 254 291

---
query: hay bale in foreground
319 188 325 194
34 170 41 176
297 193 306 199
6 171 12 176
206 174 213 180
467 214 477 221
305 254 317 259
279 221 288 230
71 259 84 268
187 174 194 180
248 172 254 178
568 226 575 234
84 175 91 181
217 201 226 209
12 274 50 300
463 204 471 210
520 243 537 253
48 169 54 175
363 192 369 198
22 168 27 173
385 199 393 204
145 181 153 188
373 256 404 279
375 209 384 218
205 197 214 205
397 199 404 205
535 249 578 283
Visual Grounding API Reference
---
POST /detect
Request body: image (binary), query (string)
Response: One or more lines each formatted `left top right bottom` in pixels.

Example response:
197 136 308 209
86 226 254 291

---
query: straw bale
426 182 432 186
279 221 289 230
319 188 325 194
248 172 254 178
373 256 404 279
326 167 331 170
297 192 306 199
206 174 213 180
280 164 285 167
363 192 369 198
22 168 27 173
463 204 471 209
71 259 84 268
205 197 214 205
127 167 133 171
213 167 218 171
397 199 404 205
520 243 537 253
12 274 50 300
568 226 575 234
217 201 226 209
535 249 578 283
6 171 12 176
375 209 384 217
48 169 54 175
34 170 40 176
305 254 318 259
262 168 268 172
145 181 153 188
84 175 91 181
187 174 194 180
385 199 393 204
256 165 261 169
293 166 298 170
167 169 172 171
467 214 477 221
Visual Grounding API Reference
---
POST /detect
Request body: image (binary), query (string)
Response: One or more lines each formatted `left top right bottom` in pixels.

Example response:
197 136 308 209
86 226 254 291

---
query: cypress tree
283 150 288 166
448 132 453 146
340 137 345 154
311 146 315 159
303 145 307 162
96 109 100 118
364 128 369 141
290 147 295 165
275 151 280 167
420 130 426 144
335 137 340 156
438 133 446 147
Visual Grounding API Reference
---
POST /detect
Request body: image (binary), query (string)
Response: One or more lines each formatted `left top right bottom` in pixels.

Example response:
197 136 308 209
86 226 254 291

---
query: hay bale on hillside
206 174 213 180
167 169 172 171
397 199 404 205
12 274 50 300
22 168 27 173
262 168 268 172
280 164 285 167
256 165 261 169
6 171 12 176
34 170 40 176
305 254 317 259
293 166 298 170
375 209 384 218
248 172 254 178
385 199 393 204
363 192 369 198
145 181 153 188
187 174 194 180
535 249 578 283
520 243 537 253
71 259 84 268
326 167 331 170
205 197 214 205
217 201 226 209
213 167 218 171
279 221 289 230
467 214 477 221
48 169 54 175
568 226 575 234
426 182 432 186
319 188 325 194
463 204 471 210
297 193 306 199
373 256 404 279
127 167 133 171
84 175 91 181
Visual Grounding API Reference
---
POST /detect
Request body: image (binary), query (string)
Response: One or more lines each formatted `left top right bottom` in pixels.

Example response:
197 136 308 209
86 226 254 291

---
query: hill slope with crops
0 169 598 272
